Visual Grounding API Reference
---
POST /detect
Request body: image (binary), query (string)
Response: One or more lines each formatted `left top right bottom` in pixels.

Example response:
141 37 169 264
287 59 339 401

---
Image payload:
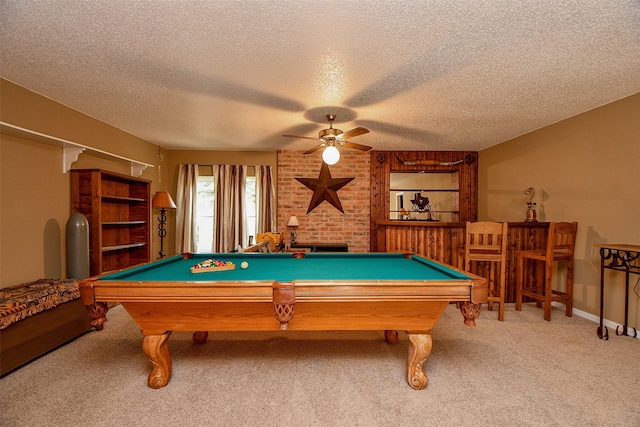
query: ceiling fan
282 114 371 164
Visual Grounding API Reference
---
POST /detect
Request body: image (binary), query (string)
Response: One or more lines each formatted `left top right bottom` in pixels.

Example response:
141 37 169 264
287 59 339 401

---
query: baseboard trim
550 301 639 339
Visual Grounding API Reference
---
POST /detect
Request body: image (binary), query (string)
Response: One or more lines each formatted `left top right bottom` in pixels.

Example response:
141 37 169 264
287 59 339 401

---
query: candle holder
152 191 177 258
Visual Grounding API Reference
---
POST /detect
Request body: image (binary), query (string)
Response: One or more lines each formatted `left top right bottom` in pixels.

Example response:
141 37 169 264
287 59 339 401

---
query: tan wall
479 92 640 328
277 150 370 252
0 79 163 286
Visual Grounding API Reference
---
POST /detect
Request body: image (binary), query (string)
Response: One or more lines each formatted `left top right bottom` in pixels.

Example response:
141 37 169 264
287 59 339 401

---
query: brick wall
277 150 370 252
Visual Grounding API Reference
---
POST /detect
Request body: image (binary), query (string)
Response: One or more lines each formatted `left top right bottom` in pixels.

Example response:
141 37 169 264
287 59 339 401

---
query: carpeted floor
1 303 639 427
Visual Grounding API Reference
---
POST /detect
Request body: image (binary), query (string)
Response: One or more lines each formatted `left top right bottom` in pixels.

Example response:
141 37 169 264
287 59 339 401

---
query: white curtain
175 164 199 253
255 165 276 233
213 165 247 253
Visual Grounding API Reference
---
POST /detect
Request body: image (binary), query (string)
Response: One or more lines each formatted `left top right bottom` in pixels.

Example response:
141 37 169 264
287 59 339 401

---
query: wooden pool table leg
384 330 399 344
84 302 109 330
192 331 209 344
142 332 172 389
406 333 432 390
458 301 482 326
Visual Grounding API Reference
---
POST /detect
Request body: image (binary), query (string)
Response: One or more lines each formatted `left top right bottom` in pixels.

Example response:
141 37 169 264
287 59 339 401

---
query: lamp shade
152 191 177 209
287 215 300 227
322 145 340 165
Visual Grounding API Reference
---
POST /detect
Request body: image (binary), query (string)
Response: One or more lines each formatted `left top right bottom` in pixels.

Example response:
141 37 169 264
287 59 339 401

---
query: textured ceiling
1 1 639 152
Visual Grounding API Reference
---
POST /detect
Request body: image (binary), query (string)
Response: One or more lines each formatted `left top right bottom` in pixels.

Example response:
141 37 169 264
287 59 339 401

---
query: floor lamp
152 191 176 258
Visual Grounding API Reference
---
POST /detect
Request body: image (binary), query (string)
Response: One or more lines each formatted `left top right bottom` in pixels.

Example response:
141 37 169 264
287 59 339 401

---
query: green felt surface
100 253 470 283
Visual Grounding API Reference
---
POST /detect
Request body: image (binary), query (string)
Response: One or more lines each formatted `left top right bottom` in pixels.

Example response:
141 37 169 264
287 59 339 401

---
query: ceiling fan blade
338 127 369 140
282 134 319 141
303 144 325 155
342 141 372 151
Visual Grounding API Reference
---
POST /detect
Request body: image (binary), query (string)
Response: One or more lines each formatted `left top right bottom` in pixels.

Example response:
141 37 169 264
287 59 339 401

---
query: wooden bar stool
516 222 578 321
457 221 508 321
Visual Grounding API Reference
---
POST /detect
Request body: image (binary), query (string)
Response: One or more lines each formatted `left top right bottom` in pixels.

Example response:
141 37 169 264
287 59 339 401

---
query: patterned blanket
0 279 80 329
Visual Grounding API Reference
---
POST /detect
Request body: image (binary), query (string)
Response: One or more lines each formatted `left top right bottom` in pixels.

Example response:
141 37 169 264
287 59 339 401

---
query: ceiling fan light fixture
284 114 371 156
322 145 340 165
319 128 342 138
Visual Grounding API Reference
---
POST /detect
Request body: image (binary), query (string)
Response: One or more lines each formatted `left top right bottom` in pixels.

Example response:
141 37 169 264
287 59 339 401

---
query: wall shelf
102 195 147 202
102 221 147 226
102 243 147 252
390 188 460 193
1 121 153 177
390 171 461 222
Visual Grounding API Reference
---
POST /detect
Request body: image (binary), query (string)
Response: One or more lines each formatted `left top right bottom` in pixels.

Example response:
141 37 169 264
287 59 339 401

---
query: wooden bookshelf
70 169 151 275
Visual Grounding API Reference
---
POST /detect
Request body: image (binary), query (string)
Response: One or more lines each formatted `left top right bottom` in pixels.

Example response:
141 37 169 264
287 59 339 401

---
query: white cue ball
241 261 249 269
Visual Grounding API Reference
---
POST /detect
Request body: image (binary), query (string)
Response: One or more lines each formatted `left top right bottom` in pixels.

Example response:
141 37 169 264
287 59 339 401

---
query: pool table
80 252 488 390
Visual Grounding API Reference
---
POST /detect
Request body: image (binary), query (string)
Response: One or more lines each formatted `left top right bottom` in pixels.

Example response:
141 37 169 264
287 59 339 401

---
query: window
194 175 257 252
195 176 215 253
245 176 256 243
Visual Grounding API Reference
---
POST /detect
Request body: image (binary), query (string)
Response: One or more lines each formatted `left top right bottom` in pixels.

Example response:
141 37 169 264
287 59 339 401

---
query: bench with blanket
0 278 93 376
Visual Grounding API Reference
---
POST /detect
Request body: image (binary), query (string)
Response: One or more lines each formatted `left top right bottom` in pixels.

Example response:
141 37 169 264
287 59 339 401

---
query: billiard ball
241 261 249 269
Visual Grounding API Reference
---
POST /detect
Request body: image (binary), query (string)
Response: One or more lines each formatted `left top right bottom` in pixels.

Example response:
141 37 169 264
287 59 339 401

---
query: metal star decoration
295 163 355 214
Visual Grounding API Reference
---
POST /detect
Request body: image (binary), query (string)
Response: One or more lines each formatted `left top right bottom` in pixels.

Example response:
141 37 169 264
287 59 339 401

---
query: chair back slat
546 222 578 257
466 222 507 254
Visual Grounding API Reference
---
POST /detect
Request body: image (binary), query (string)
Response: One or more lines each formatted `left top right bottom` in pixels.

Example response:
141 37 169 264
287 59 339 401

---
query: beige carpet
1 303 639 427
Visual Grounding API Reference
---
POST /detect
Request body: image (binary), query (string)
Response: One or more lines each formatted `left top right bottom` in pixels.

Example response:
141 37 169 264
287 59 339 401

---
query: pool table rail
80 279 485 302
